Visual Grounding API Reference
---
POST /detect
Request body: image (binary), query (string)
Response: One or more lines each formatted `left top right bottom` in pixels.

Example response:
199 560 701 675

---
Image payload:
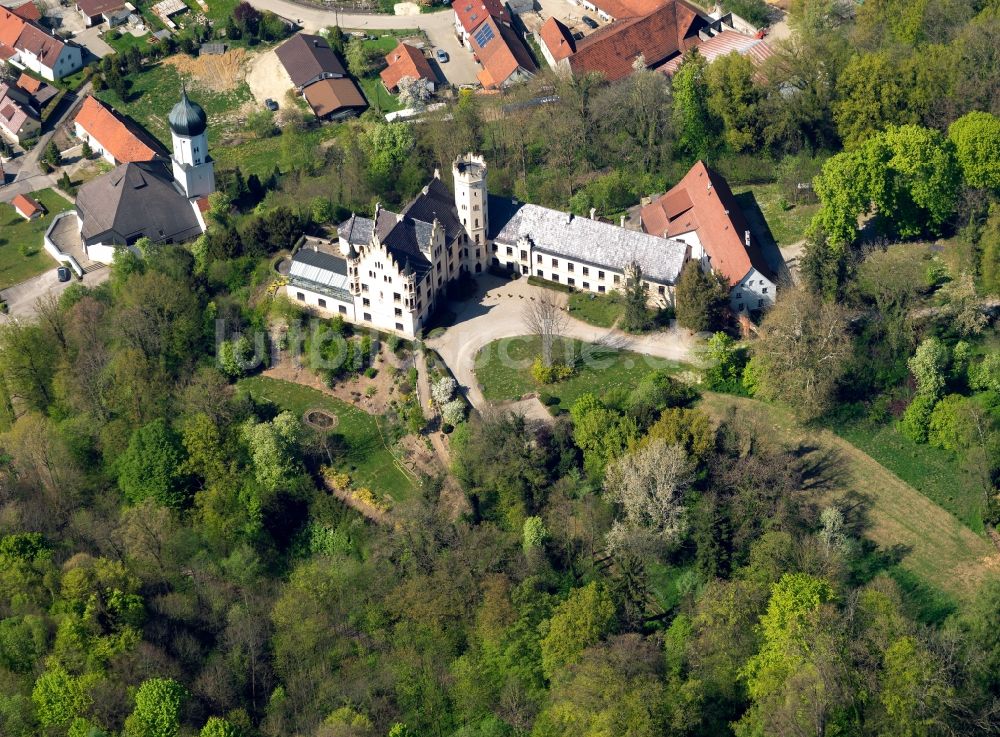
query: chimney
745 230 751 246
620 214 626 227
433 167 440 179
567 211 574 223
589 207 596 220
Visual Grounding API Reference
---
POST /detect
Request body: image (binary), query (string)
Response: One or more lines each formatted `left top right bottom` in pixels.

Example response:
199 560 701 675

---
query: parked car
264 98 278 111
435 48 449 63
582 15 599 28
56 266 71 282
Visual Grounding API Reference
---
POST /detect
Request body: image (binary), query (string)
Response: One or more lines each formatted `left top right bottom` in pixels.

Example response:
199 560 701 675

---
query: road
426 275 698 408
245 0 482 84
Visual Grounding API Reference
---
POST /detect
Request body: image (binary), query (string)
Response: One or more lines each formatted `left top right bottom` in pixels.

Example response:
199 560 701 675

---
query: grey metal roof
487 193 523 239
290 248 352 301
494 204 688 284
76 161 202 246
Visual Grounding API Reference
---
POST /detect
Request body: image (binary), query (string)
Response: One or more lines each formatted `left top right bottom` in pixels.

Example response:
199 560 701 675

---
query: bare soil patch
164 48 252 92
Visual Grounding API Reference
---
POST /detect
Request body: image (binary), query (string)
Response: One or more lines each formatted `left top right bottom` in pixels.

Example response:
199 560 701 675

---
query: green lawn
213 124 343 178
733 182 819 247
832 420 987 533
567 291 622 328
0 189 73 290
357 76 402 114
95 59 253 148
238 375 416 501
475 336 684 408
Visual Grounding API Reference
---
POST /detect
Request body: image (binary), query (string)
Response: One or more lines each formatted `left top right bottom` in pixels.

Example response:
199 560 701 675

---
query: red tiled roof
567 0 705 81
15 72 41 93
640 160 773 285
471 15 536 89
539 17 574 62
590 0 669 19
0 7 26 48
11 2 41 21
379 42 437 92
452 0 509 34
74 95 159 163
12 193 42 217
660 30 773 75
77 0 127 16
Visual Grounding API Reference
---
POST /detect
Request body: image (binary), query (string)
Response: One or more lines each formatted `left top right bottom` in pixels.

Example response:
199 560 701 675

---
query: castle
286 153 690 337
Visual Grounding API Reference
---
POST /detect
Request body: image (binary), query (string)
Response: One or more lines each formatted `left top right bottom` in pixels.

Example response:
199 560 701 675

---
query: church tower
169 86 215 199
453 153 488 269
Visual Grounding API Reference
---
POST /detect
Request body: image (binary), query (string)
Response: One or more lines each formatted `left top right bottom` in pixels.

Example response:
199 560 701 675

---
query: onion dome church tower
169 85 215 198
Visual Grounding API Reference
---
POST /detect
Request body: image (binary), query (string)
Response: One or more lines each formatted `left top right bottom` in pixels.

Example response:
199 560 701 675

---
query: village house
452 0 511 50
73 89 213 263
76 0 134 28
380 42 438 94
0 6 83 81
73 95 162 165
275 32 367 120
537 0 769 83
640 160 777 313
0 80 41 143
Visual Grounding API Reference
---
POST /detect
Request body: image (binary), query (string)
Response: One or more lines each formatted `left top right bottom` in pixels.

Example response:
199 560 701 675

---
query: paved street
427 275 698 408
246 0 482 84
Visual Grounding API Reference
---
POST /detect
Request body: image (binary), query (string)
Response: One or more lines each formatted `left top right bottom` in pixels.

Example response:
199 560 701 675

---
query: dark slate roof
338 213 375 246
380 218 434 278
402 177 465 243
487 193 524 240
76 161 202 245
276 33 346 87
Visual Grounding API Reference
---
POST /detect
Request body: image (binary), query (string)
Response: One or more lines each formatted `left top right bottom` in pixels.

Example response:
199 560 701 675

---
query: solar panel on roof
473 23 494 47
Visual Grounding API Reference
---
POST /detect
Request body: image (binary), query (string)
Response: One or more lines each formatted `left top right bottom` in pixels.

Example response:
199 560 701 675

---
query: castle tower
169 86 215 199
452 153 488 265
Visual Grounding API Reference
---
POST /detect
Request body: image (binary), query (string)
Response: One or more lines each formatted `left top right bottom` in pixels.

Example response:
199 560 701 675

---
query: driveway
245 0 481 85
426 275 698 408
74 26 115 58
1 266 109 322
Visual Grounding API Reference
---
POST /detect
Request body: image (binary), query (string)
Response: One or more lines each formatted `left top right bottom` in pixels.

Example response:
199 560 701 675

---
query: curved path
245 0 482 84
426 275 698 408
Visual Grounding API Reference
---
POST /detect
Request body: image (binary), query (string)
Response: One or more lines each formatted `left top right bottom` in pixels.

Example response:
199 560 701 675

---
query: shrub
969 353 1000 394
431 376 456 405
900 393 936 442
19 243 39 257
928 394 974 453
442 398 466 427
364 366 378 378
531 357 574 384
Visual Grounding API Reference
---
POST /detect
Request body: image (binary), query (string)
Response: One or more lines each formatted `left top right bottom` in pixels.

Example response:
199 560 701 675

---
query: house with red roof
538 17 575 68
452 0 511 50
640 160 779 314
73 95 162 165
469 15 536 90
0 6 83 80
380 42 438 94
11 192 43 220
